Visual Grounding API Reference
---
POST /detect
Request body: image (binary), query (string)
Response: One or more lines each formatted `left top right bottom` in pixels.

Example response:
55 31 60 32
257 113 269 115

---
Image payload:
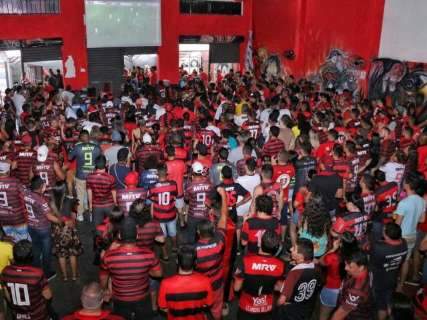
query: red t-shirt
323 252 342 289
62 310 124 320
166 159 186 196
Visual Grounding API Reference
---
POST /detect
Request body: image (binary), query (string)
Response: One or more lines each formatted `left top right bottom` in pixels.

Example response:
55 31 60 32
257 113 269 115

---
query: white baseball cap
37 145 49 162
192 162 204 175
0 161 11 174
105 101 114 108
142 133 152 144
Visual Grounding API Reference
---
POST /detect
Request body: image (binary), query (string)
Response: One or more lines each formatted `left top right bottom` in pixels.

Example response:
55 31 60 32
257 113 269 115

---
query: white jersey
236 174 261 217
380 162 405 186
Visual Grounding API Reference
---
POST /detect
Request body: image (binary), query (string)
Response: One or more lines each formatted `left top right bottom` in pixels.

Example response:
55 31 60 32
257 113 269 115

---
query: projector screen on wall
85 0 161 48
379 0 427 62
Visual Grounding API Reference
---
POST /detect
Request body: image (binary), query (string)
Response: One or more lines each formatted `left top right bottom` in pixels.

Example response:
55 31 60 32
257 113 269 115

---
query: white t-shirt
236 174 261 217
380 162 405 186
12 93 26 116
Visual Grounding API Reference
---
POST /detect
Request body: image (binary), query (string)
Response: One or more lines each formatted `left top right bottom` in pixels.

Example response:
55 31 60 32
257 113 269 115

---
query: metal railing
0 0 60 14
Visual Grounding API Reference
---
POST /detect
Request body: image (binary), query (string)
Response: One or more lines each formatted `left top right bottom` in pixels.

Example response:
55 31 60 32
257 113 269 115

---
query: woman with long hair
299 192 331 258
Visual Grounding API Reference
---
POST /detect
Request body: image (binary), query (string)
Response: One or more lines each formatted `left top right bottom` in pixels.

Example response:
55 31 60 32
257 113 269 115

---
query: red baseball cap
124 171 139 186
21 134 32 145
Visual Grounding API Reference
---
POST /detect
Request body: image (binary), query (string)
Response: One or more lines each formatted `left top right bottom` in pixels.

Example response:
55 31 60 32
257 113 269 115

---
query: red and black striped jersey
101 244 161 302
338 272 373 319
356 143 371 170
0 176 26 226
332 158 352 180
149 180 178 222
136 145 163 173
15 149 37 185
235 254 285 314
337 211 370 242
262 138 285 158
86 171 115 208
136 220 163 249
184 179 213 219
158 272 214 319
241 217 281 254
117 188 147 215
195 229 226 291
375 182 399 222
241 120 261 140
23 189 51 231
32 159 56 190
0 264 49 320
196 129 217 148
361 192 376 218
0 150 15 162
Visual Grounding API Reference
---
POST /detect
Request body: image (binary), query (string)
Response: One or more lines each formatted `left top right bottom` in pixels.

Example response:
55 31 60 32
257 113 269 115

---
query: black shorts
237 309 272 320
374 286 394 310
113 296 151 319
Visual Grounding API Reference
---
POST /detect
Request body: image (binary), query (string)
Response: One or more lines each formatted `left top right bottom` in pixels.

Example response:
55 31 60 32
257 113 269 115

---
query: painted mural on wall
368 58 427 106
255 47 285 80
317 49 365 94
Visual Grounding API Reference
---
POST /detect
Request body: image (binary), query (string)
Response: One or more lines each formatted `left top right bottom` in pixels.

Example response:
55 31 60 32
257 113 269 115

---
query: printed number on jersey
294 279 317 302
39 172 49 186
25 204 35 219
84 152 93 167
0 191 8 207
158 192 171 206
6 283 30 306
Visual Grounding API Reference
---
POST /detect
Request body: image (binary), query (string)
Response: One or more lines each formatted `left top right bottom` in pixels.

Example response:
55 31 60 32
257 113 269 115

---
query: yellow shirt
0 241 13 273
291 125 301 138
235 100 248 116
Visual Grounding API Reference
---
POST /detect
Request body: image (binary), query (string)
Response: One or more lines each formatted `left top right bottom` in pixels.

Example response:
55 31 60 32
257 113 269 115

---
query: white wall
379 0 427 62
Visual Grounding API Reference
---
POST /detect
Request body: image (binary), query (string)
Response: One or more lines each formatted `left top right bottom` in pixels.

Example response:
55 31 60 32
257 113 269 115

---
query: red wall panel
303 0 385 75
252 0 385 77
0 1 88 89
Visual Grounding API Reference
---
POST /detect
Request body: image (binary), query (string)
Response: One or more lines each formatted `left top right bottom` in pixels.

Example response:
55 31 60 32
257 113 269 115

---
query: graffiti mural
318 49 365 93
255 47 285 80
368 58 427 123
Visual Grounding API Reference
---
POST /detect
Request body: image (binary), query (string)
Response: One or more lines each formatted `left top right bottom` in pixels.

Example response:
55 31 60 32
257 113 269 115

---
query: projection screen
379 0 427 62
85 0 161 48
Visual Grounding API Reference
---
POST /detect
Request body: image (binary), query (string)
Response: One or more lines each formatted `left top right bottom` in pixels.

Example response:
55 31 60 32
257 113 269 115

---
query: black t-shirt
278 262 321 320
294 156 317 192
370 240 408 289
309 172 342 212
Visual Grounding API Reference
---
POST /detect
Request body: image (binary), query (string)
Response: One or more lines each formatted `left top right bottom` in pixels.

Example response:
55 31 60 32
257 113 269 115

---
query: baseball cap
105 101 114 108
332 217 353 234
111 130 122 142
37 145 49 162
124 171 139 186
0 161 11 174
142 133 152 144
192 162 204 175
21 134 32 145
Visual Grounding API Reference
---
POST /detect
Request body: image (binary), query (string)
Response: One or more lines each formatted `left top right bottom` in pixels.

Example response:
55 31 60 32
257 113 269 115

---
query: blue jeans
28 227 52 275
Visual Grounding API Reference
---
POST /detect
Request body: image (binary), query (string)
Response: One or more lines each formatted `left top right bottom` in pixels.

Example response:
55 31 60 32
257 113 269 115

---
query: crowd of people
0 63 426 320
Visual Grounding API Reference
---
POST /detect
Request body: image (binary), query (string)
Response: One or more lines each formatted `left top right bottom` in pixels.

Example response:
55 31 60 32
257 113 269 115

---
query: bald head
81 282 104 310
